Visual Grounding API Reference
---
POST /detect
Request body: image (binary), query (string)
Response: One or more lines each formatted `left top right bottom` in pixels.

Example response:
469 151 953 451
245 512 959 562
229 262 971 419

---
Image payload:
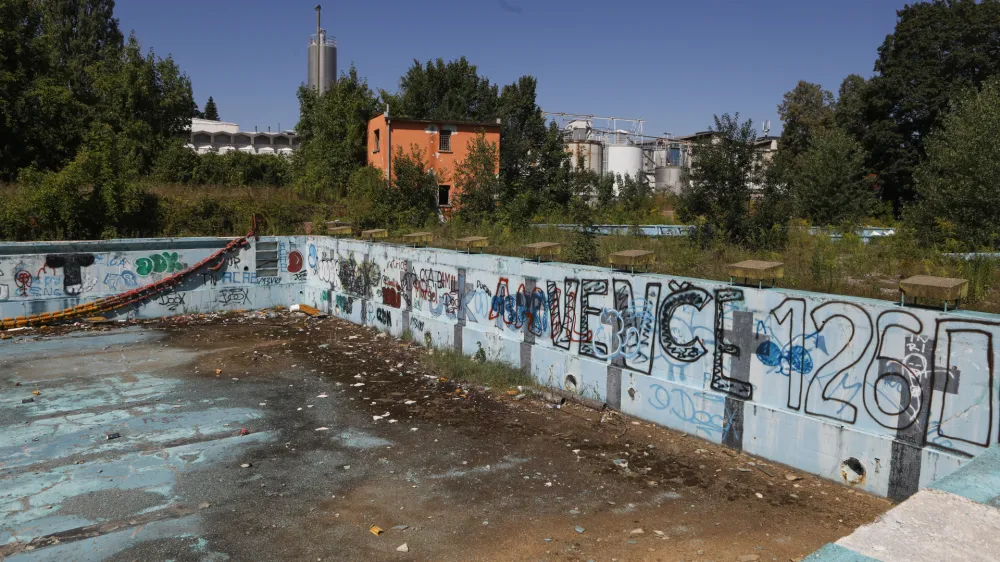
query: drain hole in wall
564 375 577 392
841 457 866 485
628 387 636 400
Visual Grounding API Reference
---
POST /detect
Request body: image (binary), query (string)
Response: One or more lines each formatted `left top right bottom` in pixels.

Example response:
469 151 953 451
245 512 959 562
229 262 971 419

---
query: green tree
858 0 1000 211
390 146 439 229
42 0 123 97
614 173 654 219
563 192 600 266
294 65 378 200
202 95 218 120
89 33 196 176
1 0 48 178
21 122 154 240
455 132 500 223
792 127 875 227
833 74 869 144
382 57 498 122
495 77 545 195
151 137 199 183
678 114 769 245
909 78 1000 250
777 80 835 160
345 166 393 230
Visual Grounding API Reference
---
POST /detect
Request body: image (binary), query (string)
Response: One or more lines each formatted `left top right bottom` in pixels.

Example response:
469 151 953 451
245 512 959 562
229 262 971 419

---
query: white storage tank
566 141 603 175
606 145 643 190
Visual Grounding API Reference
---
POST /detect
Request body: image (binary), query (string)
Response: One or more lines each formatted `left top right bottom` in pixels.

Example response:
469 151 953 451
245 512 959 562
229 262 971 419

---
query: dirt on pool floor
0 310 893 561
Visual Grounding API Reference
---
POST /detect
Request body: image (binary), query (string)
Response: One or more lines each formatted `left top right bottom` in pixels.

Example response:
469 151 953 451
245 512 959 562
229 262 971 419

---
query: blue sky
115 0 906 137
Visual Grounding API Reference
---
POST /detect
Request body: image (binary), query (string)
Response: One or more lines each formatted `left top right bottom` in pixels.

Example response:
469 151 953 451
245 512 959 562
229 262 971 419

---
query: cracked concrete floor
0 312 892 561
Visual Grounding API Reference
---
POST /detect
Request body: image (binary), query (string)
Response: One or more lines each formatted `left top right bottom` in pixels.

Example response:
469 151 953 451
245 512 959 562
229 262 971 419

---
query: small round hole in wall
840 457 866 486
628 387 636 400
564 375 577 392
243 266 249 271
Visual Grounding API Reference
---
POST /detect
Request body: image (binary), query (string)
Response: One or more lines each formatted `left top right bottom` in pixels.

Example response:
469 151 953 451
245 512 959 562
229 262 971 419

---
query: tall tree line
679 0 1000 251
1 0 196 181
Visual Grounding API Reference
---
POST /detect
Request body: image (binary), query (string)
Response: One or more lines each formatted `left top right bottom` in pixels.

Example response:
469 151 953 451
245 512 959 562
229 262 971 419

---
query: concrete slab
837 489 1000 562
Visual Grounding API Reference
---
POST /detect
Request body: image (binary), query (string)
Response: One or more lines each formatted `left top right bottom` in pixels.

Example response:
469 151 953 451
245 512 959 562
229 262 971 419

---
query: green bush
345 166 394 230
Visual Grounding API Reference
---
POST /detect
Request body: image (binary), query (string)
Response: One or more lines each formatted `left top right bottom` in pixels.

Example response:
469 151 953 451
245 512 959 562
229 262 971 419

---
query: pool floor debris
0 311 892 561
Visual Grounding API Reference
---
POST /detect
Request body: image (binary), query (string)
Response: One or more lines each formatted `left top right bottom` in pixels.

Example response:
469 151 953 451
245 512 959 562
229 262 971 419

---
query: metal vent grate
256 241 279 277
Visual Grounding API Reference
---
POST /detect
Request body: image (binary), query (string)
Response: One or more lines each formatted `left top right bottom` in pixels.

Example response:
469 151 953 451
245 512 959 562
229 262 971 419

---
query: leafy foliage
390 146 440 229
345 147 438 231
153 141 292 187
293 66 378 200
345 165 394 231
854 0 1000 211
777 81 835 160
455 132 500 223
909 78 1000 250
89 33 196 176
382 57 498 122
678 114 773 246
792 127 875 227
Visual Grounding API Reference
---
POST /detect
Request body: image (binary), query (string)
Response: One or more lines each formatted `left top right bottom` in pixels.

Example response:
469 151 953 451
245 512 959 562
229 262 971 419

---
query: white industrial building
551 113 691 195
550 112 780 195
186 118 298 156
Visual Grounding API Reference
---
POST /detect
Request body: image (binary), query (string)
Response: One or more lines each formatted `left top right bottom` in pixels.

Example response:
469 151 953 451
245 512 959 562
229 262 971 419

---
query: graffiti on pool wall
338 253 381 299
135 252 185 276
489 278 547 336
288 250 303 273
308 239 1000 462
103 271 138 291
44 254 96 296
335 295 354 315
216 287 249 307
382 282 402 308
308 244 318 269
158 291 186 312
13 265 32 296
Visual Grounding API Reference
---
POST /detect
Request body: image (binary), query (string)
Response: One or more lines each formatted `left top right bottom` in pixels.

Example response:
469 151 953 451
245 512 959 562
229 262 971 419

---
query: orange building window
373 129 380 153
439 130 451 152
438 185 451 206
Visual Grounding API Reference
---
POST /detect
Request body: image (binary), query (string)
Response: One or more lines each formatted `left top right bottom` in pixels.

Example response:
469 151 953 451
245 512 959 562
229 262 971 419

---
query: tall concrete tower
307 5 337 95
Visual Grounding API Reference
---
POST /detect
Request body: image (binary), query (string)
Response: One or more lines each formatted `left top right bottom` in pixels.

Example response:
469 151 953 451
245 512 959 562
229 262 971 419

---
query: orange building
366 114 501 209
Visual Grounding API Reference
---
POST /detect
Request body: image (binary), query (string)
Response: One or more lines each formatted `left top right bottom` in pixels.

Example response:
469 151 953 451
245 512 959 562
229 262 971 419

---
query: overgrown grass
423 349 535 391
399 222 1000 313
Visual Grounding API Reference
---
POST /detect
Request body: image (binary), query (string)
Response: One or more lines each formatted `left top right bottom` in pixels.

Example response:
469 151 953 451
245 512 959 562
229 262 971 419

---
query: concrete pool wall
0 236 309 321
3 235 998 501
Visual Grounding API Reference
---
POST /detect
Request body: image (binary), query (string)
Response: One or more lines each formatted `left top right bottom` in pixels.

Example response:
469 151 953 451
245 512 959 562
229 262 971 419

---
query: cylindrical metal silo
566 140 603 175
307 31 337 94
654 166 684 195
606 145 643 185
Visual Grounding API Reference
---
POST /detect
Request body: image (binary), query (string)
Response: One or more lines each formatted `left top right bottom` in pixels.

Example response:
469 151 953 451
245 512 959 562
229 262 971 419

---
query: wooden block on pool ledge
455 236 489 252
327 225 352 236
899 276 968 302
522 242 561 261
361 229 388 240
727 260 785 283
609 249 655 271
403 231 433 246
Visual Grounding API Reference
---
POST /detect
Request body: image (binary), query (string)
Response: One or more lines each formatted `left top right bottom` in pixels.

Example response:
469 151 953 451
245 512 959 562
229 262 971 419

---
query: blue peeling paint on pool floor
0 328 278 560
0 405 264 470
